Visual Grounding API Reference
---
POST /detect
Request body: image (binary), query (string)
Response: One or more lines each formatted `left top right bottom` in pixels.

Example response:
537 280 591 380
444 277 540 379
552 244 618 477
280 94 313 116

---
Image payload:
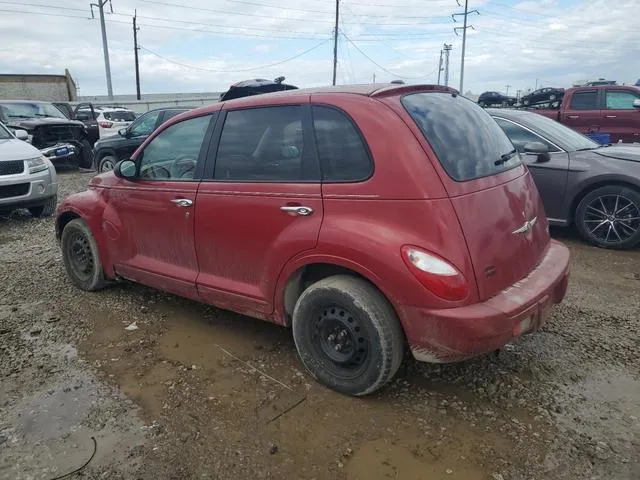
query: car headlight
26 156 49 174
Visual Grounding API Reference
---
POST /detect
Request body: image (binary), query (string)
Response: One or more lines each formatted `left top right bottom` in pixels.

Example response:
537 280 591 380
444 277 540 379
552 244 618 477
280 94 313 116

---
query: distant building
0 69 77 101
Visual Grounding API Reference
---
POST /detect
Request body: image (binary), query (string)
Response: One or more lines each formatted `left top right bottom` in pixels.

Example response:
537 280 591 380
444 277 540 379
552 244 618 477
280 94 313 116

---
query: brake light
99 121 113 128
401 246 469 301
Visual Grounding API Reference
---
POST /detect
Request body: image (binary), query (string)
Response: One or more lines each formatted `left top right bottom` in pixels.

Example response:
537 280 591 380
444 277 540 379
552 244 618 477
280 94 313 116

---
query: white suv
0 122 57 217
77 106 137 139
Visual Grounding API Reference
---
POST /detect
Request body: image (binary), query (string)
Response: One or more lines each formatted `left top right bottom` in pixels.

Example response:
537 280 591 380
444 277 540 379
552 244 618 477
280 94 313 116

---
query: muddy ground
1 170 639 480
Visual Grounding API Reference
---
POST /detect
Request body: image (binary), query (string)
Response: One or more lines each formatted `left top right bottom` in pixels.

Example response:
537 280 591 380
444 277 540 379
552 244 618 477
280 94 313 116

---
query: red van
56 84 570 396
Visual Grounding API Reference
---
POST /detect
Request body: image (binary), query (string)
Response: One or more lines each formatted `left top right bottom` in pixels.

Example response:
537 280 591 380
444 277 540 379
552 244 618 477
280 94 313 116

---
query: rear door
561 89 601 135
601 88 640 143
194 102 323 317
397 92 550 301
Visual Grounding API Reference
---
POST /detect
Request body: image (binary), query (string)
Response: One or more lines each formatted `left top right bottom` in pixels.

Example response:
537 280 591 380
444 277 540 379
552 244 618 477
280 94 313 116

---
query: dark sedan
489 108 640 249
520 87 565 106
477 91 516 107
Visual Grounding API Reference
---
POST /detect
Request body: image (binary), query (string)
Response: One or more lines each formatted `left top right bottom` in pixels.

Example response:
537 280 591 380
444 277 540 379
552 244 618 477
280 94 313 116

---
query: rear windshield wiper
495 149 517 166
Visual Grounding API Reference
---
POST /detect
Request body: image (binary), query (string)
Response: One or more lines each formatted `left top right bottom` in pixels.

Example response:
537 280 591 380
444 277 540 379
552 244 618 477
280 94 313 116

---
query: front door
107 113 215 300
493 117 569 222
601 89 640 143
194 104 322 319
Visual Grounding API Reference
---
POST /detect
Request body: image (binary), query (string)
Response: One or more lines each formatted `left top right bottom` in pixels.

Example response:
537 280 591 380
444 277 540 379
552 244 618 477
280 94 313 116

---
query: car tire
79 139 94 169
98 155 117 173
575 185 640 250
28 195 57 218
61 218 107 291
523 99 530 106
292 275 404 396
478 102 486 108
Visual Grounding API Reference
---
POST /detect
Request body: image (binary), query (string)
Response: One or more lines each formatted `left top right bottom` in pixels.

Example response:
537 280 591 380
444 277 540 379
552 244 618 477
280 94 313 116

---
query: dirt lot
1 170 639 480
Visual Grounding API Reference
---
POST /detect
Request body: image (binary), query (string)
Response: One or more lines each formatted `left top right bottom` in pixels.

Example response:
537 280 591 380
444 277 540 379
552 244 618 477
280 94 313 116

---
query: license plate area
512 294 552 337
55 147 69 156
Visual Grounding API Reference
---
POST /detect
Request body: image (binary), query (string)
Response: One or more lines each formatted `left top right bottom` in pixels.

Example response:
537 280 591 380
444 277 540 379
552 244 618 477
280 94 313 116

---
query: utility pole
437 49 443 85
332 0 339 86
372 73 376 84
505 84 511 95
443 44 452 87
453 0 479 94
90 0 114 100
133 10 141 100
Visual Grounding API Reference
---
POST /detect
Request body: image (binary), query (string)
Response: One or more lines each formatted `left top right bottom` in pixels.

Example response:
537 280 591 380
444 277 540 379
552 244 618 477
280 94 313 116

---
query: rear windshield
104 111 136 122
402 92 521 181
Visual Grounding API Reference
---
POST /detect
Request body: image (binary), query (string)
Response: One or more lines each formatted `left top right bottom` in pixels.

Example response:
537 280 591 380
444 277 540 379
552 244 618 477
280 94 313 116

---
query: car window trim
135 111 218 183
492 116 565 154
202 103 322 184
310 102 375 184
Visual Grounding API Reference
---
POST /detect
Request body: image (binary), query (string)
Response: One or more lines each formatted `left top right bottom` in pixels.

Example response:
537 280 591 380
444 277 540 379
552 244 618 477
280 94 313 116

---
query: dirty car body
56 84 570 396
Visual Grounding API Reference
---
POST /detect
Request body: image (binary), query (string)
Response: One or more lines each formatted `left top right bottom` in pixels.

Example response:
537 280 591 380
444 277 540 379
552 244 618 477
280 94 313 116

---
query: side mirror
118 128 128 137
14 129 29 141
633 99 640 109
523 141 550 163
113 159 137 179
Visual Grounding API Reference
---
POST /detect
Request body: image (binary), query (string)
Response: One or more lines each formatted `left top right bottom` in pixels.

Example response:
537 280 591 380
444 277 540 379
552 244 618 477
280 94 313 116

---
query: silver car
0 122 58 217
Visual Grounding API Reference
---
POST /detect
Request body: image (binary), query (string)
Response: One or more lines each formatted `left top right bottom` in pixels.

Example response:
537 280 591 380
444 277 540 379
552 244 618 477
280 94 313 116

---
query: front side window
494 118 559 153
312 106 372 182
138 114 211 181
214 106 316 182
129 110 161 137
402 92 520 181
569 91 598 110
605 90 640 110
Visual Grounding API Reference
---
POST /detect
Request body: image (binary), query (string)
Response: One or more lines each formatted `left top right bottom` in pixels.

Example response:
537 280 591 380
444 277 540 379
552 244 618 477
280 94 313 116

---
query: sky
0 0 638 97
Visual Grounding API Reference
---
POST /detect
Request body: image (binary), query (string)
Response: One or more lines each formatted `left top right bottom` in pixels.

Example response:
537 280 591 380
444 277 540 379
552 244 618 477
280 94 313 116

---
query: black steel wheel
576 185 640 249
292 275 404 396
61 219 107 290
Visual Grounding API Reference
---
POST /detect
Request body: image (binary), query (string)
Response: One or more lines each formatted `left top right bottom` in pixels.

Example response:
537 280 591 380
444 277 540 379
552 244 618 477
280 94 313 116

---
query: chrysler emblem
512 216 537 234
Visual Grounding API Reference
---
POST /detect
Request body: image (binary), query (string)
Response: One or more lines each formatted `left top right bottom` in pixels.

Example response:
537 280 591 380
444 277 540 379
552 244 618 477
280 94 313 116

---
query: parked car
477 91 516 107
219 77 298 101
76 106 137 139
489 108 640 249
56 84 570 396
520 87 565 106
93 107 192 172
0 121 57 217
54 102 100 146
531 85 640 143
0 100 93 168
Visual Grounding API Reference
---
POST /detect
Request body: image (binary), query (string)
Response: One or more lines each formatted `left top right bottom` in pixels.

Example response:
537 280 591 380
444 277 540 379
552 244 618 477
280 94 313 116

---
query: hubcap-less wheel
100 157 115 172
68 233 95 282
314 306 369 375
583 194 640 246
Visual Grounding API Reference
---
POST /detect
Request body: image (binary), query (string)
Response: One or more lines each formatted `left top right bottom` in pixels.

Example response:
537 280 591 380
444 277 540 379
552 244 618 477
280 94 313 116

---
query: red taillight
99 121 113 128
401 246 469 301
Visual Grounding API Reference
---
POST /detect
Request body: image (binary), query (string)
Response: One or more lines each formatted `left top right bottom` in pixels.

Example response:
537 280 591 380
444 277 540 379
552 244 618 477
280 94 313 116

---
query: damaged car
0 100 93 169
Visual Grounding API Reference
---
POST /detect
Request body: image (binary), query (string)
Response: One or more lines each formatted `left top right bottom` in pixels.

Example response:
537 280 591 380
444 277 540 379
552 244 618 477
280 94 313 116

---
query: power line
0 7 89 19
0 1 87 12
139 38 331 73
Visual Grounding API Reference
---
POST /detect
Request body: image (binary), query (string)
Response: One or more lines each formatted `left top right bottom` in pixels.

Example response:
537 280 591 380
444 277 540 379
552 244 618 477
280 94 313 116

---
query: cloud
0 0 637 96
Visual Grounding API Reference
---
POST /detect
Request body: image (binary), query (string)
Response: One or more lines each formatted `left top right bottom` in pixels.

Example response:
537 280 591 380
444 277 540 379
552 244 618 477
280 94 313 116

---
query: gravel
1 170 638 479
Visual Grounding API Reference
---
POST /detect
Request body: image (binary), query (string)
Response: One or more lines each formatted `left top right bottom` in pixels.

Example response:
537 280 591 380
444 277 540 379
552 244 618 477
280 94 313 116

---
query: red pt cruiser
56 85 570 396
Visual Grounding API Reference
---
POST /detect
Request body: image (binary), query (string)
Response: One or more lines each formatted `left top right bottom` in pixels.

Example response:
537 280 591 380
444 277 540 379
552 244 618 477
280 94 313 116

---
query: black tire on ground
79 139 94 169
292 275 404 396
28 195 57 218
61 218 107 291
575 185 640 250
98 155 117 173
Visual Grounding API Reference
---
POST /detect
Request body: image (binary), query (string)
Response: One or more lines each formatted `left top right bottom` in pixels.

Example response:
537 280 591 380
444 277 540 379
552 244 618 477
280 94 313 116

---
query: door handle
568 115 580 119
605 115 617 118
171 198 193 207
280 205 314 216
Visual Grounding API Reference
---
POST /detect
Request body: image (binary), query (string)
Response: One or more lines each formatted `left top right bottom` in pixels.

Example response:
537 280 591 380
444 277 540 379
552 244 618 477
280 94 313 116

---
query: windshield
0 122 12 140
519 112 600 151
402 92 521 181
0 102 67 120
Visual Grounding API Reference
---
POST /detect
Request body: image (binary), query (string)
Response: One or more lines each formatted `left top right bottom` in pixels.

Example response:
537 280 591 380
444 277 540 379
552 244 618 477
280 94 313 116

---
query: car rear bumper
399 240 570 363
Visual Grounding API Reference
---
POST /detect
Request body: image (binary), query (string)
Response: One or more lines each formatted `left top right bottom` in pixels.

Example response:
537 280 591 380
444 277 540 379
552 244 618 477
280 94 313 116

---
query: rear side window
402 92 520 181
569 91 598 110
214 106 318 182
312 106 372 182
104 111 136 122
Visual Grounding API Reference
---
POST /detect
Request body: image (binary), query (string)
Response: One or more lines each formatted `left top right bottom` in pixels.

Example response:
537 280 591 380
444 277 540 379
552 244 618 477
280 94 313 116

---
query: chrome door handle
568 115 580 119
171 198 193 207
605 115 617 118
280 205 314 216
